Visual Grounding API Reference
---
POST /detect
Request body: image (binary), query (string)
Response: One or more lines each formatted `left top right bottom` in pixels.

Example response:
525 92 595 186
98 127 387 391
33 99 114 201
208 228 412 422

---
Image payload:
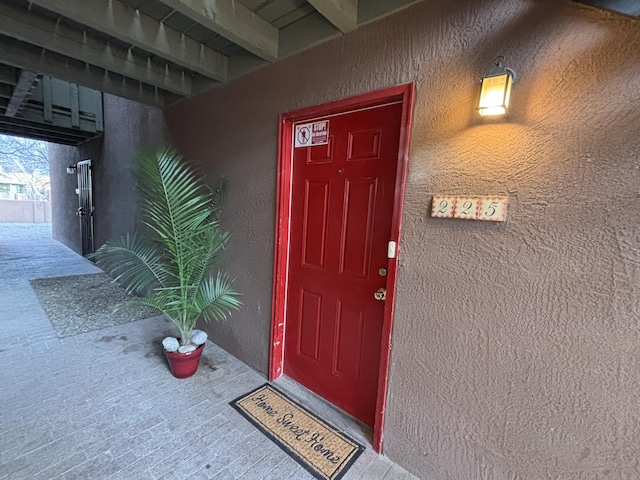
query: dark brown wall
50 94 167 253
165 0 640 477
49 137 102 254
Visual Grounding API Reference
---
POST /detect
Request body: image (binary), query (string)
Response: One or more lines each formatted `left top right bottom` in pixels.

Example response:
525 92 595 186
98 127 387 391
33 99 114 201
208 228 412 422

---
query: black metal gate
76 159 94 255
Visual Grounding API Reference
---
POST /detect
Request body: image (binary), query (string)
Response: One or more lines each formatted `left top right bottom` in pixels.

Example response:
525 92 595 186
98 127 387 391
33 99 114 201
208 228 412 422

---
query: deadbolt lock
378 268 387 277
374 288 387 301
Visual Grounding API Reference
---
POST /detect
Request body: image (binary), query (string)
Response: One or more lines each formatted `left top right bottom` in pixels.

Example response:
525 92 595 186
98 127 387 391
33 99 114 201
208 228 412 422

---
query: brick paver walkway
0 237 417 480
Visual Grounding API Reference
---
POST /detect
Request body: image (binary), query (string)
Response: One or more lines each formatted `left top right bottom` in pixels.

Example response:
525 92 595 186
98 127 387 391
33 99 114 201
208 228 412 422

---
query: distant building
0 178 26 199
0 174 50 201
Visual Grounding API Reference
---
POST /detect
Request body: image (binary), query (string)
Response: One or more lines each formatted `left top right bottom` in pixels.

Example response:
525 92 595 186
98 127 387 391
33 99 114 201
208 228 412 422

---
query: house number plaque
431 195 508 222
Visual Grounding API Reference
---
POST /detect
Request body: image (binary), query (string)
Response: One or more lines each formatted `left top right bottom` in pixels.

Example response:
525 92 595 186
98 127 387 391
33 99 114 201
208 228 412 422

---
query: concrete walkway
0 221 52 240
0 236 418 480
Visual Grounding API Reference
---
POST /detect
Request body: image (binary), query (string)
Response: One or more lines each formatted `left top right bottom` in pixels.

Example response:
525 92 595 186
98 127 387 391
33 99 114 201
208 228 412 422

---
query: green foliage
91 147 241 345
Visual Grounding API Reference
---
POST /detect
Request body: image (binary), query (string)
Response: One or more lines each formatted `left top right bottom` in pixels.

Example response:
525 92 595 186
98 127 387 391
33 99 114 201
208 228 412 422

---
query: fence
0 199 52 223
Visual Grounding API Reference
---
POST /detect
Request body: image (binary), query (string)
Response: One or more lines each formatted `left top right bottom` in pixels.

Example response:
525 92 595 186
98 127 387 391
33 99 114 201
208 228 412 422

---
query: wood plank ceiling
0 0 424 111
0 0 636 144
0 0 427 143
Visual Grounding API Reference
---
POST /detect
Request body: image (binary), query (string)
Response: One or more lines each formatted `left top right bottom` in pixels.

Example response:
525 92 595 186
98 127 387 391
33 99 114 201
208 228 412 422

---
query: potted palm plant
91 147 241 378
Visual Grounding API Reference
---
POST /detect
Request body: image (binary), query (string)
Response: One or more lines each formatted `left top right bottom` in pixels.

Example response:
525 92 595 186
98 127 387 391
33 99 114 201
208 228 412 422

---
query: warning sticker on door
294 120 329 148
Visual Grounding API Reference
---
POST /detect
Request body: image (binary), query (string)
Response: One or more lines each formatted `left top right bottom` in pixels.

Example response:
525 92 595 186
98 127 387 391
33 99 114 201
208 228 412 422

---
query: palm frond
135 148 215 256
90 233 170 295
196 272 243 323
187 226 230 291
92 147 242 343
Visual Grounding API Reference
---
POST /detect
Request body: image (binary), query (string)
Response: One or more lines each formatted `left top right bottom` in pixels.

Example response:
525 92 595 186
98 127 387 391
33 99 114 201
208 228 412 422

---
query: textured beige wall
166 0 640 477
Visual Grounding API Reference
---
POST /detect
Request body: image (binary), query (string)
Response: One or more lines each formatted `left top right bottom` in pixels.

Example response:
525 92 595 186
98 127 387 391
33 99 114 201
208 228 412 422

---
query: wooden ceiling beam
278 12 340 60
0 83 14 100
157 0 279 62
358 0 425 25
0 64 18 86
0 37 168 109
279 0 424 61
0 116 93 145
27 0 228 82
0 2 205 98
308 0 358 33
5 70 38 117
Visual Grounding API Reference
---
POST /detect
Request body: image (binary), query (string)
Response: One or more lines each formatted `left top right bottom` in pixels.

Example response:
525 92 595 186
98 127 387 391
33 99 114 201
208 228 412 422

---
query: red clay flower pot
164 343 205 379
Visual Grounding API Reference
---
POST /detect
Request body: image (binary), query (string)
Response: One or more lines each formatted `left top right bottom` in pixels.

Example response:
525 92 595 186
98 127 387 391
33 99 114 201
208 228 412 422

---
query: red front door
284 102 403 426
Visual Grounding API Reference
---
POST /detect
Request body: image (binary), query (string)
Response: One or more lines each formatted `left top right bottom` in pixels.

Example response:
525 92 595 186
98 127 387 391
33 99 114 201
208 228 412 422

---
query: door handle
374 288 387 301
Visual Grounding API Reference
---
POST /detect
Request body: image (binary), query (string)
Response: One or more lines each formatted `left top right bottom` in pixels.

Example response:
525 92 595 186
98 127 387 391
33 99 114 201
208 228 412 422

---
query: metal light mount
66 165 77 174
478 56 518 117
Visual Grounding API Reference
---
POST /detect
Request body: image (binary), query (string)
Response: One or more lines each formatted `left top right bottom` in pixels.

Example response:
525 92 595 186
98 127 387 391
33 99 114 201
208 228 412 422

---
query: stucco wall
164 0 640 478
49 94 167 254
49 139 101 254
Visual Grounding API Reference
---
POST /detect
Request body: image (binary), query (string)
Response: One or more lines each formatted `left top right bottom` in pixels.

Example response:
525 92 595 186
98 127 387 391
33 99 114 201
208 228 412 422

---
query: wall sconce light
66 165 77 174
478 57 518 116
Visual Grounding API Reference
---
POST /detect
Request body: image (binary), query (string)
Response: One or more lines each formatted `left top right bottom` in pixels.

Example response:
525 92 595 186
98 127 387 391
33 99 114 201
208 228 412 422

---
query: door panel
340 178 377 278
302 180 330 269
298 288 322 362
348 129 381 161
284 103 402 426
334 300 365 380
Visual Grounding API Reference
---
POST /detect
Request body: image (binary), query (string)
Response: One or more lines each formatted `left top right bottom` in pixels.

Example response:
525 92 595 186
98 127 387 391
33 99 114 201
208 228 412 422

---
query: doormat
230 384 364 480
30 273 158 338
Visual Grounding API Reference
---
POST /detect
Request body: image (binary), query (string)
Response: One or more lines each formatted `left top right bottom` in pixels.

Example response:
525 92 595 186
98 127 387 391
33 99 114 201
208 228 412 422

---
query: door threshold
272 375 373 448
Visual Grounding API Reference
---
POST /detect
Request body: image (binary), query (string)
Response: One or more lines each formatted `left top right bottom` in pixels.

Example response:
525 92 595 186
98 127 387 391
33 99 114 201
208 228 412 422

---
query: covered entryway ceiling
0 0 426 143
0 0 424 111
0 0 635 144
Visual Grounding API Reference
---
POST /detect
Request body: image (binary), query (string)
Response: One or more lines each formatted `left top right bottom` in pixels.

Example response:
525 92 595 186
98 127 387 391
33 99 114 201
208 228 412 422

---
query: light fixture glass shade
478 70 514 116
